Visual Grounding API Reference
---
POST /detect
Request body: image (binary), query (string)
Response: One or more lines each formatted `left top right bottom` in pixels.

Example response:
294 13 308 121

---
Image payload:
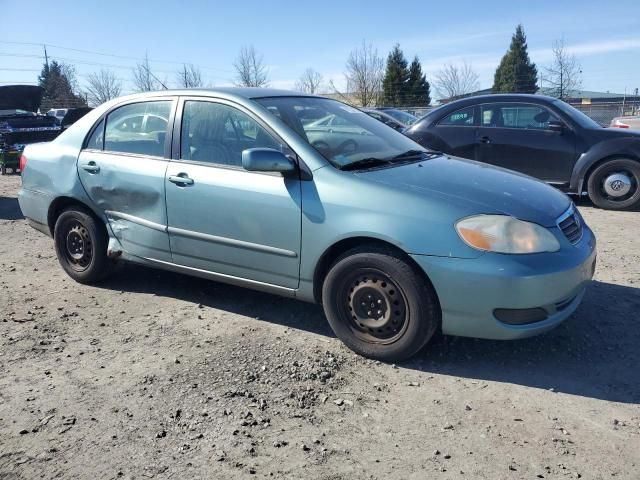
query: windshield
552 100 602 129
383 109 417 125
255 97 426 168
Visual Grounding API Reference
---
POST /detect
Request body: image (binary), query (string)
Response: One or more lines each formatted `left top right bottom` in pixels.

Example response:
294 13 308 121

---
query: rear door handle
81 161 100 173
479 136 492 144
168 174 194 186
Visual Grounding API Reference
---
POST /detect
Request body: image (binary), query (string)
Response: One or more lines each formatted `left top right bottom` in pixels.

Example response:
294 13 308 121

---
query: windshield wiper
338 158 392 171
391 149 441 160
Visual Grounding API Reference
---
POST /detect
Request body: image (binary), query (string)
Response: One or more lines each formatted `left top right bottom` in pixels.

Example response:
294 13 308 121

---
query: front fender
570 137 640 192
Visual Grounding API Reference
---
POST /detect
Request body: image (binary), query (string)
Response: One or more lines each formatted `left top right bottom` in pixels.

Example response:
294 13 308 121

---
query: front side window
181 101 281 167
256 97 425 168
481 103 559 130
103 101 171 157
438 106 475 126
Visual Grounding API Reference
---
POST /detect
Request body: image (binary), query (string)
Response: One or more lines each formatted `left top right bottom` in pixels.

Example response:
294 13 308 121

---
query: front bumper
411 225 597 340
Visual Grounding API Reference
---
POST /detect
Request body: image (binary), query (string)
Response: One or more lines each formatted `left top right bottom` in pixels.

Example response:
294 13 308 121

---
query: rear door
77 98 176 261
476 102 576 182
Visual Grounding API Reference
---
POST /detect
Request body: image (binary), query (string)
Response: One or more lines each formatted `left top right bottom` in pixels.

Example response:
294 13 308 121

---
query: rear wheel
53 207 114 284
587 158 640 210
322 245 440 362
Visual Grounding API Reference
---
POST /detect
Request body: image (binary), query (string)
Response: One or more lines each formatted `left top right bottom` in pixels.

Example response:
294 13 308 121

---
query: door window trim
81 96 178 160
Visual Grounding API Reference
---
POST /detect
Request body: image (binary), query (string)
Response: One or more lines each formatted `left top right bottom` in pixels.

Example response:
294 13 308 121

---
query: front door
165 98 302 288
476 102 576 182
77 99 175 261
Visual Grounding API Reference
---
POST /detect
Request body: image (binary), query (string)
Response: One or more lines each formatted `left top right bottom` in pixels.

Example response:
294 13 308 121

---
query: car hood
0 85 44 112
588 126 640 140
357 155 571 227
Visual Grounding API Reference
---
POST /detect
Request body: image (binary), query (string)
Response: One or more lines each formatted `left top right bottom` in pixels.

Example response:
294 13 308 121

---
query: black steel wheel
343 270 409 344
322 244 440 361
587 158 640 210
54 207 114 284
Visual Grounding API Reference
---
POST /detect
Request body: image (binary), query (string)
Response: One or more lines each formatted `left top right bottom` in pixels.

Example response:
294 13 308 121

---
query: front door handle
168 174 194 186
81 161 100 173
479 136 492 144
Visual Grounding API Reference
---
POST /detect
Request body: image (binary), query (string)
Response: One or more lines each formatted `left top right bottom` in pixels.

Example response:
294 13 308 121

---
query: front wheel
54 207 114 284
587 158 640 210
322 245 440 362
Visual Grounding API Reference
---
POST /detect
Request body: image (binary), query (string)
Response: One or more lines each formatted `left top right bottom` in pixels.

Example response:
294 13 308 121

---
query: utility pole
43 44 49 69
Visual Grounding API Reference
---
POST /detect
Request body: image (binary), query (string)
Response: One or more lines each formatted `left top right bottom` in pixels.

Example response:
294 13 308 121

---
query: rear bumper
411 226 597 340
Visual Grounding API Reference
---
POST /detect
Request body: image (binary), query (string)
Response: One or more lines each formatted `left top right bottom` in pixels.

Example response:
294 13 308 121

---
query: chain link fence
570 102 639 127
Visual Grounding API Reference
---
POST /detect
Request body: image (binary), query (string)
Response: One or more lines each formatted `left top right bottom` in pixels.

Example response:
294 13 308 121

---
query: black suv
405 94 640 210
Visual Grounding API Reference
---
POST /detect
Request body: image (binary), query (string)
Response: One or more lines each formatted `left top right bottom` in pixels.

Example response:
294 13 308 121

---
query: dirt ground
0 173 639 480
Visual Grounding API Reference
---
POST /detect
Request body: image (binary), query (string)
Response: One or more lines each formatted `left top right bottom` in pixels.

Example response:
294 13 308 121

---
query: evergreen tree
382 44 409 106
407 56 430 106
38 60 87 110
493 24 538 93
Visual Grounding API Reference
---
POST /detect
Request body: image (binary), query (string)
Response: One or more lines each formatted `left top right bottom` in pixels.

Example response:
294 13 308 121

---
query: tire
53 207 114 284
321 245 440 362
587 158 640 210
0 165 6 175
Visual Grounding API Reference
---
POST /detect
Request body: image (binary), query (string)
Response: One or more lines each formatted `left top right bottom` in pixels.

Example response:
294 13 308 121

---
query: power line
0 40 235 74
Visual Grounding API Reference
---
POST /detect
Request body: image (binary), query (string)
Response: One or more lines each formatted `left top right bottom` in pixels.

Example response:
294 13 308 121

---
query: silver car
610 115 640 130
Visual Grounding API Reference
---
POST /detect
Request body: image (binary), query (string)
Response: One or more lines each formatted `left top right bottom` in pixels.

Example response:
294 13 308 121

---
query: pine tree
493 24 538 93
38 60 87 110
407 56 430 106
382 44 409 106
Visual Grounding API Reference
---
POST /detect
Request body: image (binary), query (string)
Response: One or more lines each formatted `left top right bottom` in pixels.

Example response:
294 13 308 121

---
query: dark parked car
376 107 418 126
60 107 94 130
362 108 407 131
0 85 61 174
405 94 640 210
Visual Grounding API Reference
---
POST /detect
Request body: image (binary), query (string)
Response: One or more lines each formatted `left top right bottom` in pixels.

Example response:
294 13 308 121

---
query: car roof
440 93 560 108
109 87 320 104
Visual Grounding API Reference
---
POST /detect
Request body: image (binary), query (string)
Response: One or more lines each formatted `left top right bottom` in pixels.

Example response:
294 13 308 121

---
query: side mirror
548 120 564 133
242 148 296 174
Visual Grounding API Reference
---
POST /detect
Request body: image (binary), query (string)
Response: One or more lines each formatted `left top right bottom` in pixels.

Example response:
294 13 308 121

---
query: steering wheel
336 139 358 155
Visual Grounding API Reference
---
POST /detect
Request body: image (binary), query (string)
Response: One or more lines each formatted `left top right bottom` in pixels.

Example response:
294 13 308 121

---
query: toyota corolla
18 88 597 361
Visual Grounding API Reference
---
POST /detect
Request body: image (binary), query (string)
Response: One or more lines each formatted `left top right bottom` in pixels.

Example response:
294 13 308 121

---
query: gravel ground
1 173 639 480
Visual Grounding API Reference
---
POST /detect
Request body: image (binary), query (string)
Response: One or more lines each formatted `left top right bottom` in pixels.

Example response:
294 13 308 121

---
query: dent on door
77 150 172 261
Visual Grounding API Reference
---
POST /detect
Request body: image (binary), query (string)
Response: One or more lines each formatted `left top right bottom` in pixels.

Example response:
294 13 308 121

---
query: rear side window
86 118 105 149
481 103 559 130
438 106 475 126
103 101 172 157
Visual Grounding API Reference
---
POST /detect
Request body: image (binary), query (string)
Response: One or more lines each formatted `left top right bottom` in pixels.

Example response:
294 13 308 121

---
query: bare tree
343 41 384 106
543 38 582 100
233 46 269 87
176 64 203 88
295 68 324 94
132 52 166 92
84 69 122 106
433 62 480 100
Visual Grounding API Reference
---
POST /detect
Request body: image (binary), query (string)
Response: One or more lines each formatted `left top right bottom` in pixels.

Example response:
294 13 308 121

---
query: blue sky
2 0 639 99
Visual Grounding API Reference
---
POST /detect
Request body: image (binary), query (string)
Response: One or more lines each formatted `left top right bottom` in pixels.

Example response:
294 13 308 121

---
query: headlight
456 215 560 254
